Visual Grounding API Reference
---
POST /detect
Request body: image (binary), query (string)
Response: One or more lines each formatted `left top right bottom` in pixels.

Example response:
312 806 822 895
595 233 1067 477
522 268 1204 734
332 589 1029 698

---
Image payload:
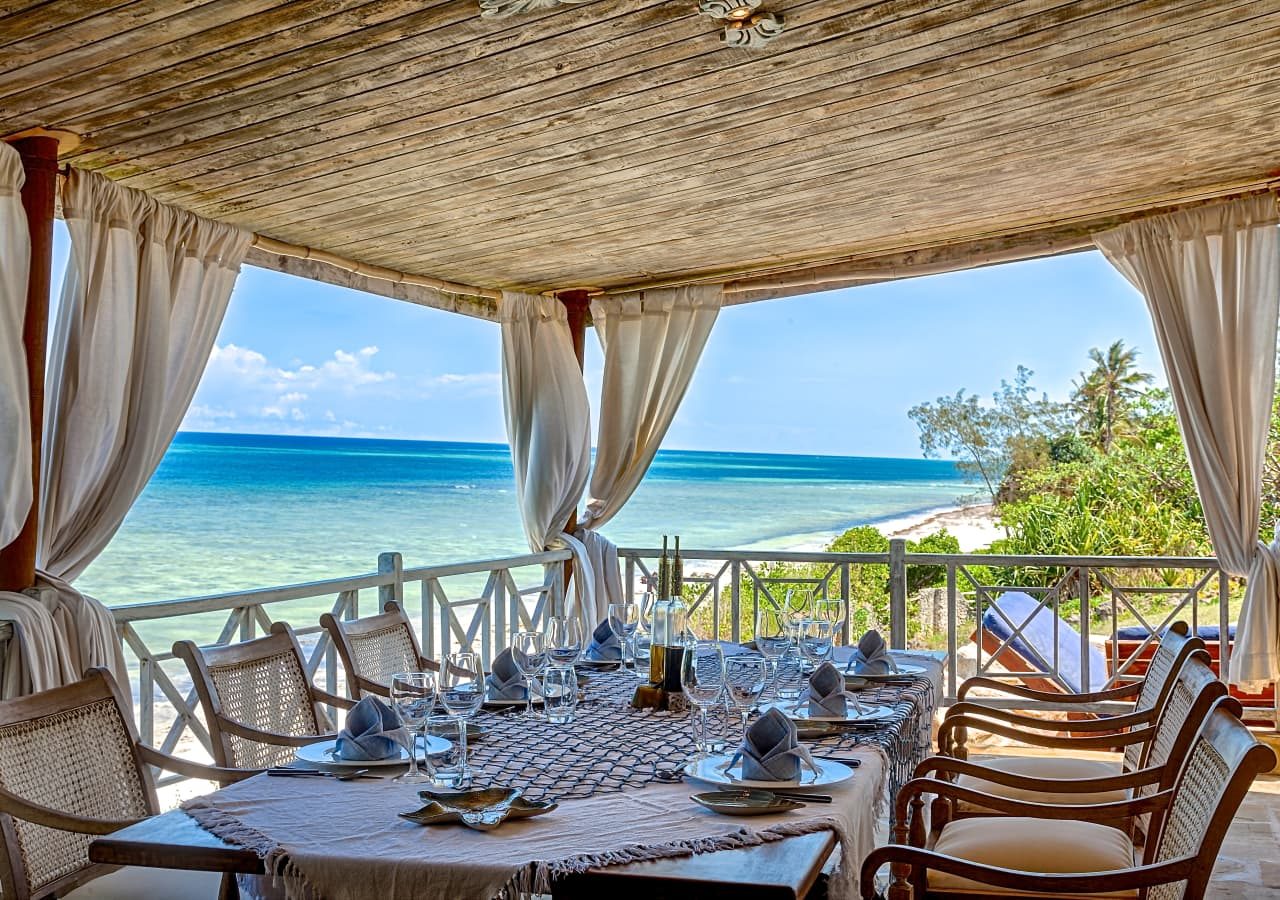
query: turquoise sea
79 432 975 610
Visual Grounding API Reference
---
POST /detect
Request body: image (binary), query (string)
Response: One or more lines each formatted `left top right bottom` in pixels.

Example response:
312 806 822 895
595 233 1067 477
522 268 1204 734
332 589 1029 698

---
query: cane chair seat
927 817 1137 898
956 757 1124 806
321 602 436 699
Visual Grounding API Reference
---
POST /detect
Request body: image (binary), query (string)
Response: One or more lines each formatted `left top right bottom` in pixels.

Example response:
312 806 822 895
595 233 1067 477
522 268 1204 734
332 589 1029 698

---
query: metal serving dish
399 787 557 831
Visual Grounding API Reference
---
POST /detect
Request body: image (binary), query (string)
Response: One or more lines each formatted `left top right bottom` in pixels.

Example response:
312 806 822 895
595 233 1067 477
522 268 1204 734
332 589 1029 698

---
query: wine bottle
672 535 684 597
657 535 670 599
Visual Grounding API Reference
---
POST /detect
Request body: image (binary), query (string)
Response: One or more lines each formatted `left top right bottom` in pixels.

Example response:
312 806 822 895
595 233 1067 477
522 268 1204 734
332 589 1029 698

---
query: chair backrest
320 602 434 699
0 669 156 900
1144 700 1275 899
1122 623 1209 771
980 592 1109 694
174 623 324 769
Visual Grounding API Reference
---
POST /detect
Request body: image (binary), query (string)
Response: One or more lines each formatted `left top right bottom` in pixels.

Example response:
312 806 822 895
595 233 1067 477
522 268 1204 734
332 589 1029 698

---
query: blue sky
50 224 1162 459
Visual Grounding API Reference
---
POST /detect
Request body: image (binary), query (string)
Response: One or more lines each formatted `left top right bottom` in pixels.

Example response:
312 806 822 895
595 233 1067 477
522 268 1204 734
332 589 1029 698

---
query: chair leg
219 872 240 900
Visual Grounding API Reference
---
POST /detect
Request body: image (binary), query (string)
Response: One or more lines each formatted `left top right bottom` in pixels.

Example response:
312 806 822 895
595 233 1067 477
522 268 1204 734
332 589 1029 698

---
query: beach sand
732 501 1001 556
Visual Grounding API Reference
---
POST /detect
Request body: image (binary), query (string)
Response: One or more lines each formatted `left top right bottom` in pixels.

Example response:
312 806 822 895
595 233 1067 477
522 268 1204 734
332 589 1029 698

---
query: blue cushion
1113 623 1235 642
980 592 1108 694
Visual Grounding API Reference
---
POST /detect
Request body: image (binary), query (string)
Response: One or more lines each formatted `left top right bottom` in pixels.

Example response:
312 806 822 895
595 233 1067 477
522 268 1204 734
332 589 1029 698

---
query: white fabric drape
39 168 251 581
573 285 722 623
1094 193 1280 690
0 142 31 548
499 292 595 623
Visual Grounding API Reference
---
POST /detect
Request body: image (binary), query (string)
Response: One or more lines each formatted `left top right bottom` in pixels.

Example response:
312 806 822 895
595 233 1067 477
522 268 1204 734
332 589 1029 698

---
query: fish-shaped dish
399 787 557 831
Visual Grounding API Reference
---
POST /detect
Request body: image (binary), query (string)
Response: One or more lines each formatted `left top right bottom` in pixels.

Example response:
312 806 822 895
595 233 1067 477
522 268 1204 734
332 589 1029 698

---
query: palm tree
1072 340 1154 453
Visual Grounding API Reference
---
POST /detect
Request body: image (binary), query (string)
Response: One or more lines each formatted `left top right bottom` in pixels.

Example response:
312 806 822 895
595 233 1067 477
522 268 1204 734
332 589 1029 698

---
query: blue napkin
486 648 539 700
585 619 622 661
846 629 899 676
729 707 814 782
335 696 410 761
807 661 859 718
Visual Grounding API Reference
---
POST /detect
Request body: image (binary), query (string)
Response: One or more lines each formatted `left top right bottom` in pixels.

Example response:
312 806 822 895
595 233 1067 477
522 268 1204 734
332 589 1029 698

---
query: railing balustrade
107 540 1263 775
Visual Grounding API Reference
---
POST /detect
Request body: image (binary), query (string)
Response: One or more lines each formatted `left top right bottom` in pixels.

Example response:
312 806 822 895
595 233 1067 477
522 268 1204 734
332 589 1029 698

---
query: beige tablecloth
185 747 885 900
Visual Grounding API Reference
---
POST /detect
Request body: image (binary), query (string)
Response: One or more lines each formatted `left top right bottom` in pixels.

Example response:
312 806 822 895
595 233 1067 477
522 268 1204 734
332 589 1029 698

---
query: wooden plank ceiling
1 0 1278 301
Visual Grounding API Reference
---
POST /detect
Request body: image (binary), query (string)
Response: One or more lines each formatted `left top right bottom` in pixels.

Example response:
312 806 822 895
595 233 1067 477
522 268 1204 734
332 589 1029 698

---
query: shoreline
727 501 1001 557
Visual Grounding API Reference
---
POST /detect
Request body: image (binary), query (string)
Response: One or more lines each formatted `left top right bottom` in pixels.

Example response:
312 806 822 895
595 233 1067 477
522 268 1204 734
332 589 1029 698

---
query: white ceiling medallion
696 0 784 48
479 0 590 18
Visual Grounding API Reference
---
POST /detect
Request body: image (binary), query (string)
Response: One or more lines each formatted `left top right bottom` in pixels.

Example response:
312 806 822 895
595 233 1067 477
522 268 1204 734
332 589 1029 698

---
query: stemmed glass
724 654 769 739
799 618 835 670
440 652 485 788
608 601 640 678
813 597 846 660
755 606 790 683
546 616 583 668
783 588 814 640
680 639 726 759
389 672 435 785
512 631 548 718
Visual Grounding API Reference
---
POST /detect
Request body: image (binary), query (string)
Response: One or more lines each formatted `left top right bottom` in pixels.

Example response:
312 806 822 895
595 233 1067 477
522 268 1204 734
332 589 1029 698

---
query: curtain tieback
550 531 598 632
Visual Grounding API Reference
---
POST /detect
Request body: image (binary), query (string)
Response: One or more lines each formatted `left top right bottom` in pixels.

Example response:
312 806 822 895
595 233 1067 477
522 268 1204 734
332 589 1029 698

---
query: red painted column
0 135 59 592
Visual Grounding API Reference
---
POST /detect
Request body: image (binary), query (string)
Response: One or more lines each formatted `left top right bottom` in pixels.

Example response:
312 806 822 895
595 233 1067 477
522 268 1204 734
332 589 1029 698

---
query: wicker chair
320 601 437 699
0 668 253 900
915 655 1231 835
938 621 1207 762
174 622 353 770
862 696 1276 899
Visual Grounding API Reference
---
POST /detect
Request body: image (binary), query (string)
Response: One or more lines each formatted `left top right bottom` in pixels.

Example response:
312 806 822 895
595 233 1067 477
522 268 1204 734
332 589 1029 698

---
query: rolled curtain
0 142 31 548
575 285 722 622
40 168 251 580
1094 193 1280 690
499 292 594 623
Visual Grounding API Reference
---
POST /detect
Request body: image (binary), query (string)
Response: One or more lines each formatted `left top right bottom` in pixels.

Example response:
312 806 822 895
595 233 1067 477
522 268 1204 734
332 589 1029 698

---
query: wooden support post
888 538 907 649
555 289 592 593
0 135 58 593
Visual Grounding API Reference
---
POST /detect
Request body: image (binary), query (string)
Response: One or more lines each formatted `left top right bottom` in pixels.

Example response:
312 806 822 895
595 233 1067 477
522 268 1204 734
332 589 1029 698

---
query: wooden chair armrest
913 756 1162 793
895 776 1170 826
938 713 1153 754
860 844 1196 899
0 784 142 836
136 745 261 785
946 701 1154 732
312 687 356 710
218 718 332 748
955 675 1142 704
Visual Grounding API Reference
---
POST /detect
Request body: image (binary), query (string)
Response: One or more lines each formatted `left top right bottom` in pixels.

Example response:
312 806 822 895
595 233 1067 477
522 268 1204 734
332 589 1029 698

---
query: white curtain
574 285 722 622
1094 193 1280 690
0 142 31 548
40 168 251 581
499 292 595 623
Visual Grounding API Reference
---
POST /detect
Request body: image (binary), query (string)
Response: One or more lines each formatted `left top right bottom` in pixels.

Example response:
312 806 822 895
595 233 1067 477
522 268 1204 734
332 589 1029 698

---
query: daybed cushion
928 817 1137 898
955 756 1126 807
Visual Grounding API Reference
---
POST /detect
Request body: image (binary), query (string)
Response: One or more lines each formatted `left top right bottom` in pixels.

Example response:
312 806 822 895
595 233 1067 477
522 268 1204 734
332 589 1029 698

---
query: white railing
110 541 1263 769
114 549 567 772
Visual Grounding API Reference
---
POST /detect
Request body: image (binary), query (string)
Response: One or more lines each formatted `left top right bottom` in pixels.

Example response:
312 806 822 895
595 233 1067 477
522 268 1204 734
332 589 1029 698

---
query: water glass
755 607 790 677
542 666 578 724
389 672 435 785
775 645 806 702
512 631 548 718
800 618 835 668
608 601 641 678
440 652 485 788
680 639 725 757
724 654 768 738
546 616 583 668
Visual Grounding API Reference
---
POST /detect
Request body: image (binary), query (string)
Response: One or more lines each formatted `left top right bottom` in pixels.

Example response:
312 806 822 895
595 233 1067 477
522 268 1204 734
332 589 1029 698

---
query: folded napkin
807 661 860 718
585 619 622 661
486 648 540 700
845 629 899 676
728 707 815 782
334 696 410 761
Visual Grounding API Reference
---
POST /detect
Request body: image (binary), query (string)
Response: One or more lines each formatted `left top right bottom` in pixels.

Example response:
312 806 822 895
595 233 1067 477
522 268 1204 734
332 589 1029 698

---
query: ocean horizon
78 432 976 610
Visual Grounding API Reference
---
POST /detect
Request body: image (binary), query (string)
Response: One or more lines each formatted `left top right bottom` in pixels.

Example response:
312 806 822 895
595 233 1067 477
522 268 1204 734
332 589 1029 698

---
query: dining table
90 647 944 900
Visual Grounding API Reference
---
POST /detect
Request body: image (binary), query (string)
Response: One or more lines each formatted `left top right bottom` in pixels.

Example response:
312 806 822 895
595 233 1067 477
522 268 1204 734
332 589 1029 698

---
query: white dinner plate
848 661 928 680
577 656 623 668
295 734 452 768
762 700 896 724
482 684 568 708
684 754 854 791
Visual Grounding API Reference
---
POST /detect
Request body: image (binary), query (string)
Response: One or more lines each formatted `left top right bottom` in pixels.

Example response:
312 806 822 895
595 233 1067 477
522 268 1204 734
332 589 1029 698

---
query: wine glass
813 597 846 658
680 639 725 759
546 616 583 668
512 631 547 718
608 601 640 678
783 587 813 639
755 606 790 681
799 618 835 670
724 654 768 738
389 672 435 785
440 652 485 788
